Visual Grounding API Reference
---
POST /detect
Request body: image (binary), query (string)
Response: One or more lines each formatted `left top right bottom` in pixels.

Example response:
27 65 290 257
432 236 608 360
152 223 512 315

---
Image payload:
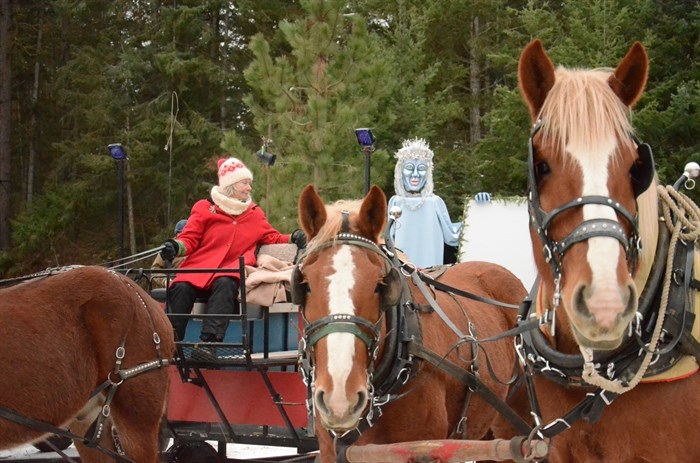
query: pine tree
227 0 395 230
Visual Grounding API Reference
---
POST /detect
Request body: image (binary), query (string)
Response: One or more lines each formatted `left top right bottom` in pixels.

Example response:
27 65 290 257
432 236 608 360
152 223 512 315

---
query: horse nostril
314 389 329 416
623 284 637 318
574 285 589 318
351 390 368 416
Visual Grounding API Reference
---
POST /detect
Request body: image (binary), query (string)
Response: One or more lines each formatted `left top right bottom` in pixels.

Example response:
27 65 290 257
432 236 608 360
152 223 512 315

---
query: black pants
167 276 240 342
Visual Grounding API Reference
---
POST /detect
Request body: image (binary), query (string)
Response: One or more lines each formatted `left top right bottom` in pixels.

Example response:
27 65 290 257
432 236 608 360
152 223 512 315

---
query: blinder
290 264 305 306
630 137 655 198
382 267 402 307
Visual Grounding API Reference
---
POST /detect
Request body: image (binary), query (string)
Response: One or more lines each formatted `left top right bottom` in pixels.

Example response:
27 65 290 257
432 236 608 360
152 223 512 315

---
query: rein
416 271 520 310
0 246 163 288
0 265 84 288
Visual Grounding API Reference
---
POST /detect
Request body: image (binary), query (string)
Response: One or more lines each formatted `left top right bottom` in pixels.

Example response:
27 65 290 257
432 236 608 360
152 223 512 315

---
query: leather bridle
527 120 654 301
293 233 414 443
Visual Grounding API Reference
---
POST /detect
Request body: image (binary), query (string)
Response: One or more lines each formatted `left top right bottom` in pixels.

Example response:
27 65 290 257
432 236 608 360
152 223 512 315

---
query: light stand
107 143 127 263
256 141 276 213
354 128 375 195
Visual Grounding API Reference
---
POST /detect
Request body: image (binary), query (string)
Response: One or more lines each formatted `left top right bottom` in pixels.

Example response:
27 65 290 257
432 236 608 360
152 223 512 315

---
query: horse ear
608 42 648 108
357 186 387 242
298 184 327 239
518 39 556 121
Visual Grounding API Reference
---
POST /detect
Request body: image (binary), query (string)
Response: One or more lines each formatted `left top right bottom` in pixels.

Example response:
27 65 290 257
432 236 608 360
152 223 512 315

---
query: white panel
458 197 537 289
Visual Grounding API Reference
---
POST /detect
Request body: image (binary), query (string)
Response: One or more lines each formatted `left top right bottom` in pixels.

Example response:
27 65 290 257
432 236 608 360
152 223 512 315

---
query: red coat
172 199 290 289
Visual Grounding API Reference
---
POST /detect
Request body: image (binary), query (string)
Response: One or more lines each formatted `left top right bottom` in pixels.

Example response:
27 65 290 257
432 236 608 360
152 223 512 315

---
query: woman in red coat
160 157 306 348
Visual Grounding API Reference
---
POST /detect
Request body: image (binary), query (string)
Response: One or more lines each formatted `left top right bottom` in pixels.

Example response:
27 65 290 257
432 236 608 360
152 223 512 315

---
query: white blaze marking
326 246 357 408
569 138 622 293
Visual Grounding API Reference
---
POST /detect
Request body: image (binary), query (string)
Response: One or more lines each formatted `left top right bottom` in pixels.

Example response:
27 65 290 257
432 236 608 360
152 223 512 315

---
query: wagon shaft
344 437 549 463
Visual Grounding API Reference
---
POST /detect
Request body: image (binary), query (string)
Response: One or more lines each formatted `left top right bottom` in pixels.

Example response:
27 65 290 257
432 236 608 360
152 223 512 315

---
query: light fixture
107 143 127 160
256 146 277 166
354 128 375 150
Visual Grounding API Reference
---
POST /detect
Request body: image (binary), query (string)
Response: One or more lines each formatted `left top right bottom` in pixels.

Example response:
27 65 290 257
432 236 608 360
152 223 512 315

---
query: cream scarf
210 186 251 216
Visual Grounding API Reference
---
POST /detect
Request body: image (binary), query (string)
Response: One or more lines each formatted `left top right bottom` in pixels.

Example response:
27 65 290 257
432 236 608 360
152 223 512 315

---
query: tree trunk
127 159 136 256
0 0 12 250
28 7 43 205
126 113 135 256
469 15 481 145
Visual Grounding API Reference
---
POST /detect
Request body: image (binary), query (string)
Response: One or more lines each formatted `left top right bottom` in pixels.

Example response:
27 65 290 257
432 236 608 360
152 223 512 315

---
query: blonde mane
305 199 366 255
540 67 634 160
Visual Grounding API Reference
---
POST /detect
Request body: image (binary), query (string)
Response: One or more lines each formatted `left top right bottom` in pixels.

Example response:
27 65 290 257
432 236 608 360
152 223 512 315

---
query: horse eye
534 161 551 179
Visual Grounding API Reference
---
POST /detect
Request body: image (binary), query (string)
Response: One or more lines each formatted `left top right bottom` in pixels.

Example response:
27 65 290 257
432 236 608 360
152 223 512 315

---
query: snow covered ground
0 442 300 461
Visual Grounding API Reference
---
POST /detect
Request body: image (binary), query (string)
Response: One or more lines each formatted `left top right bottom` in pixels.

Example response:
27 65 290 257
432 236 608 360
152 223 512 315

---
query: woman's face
230 179 252 201
402 159 429 193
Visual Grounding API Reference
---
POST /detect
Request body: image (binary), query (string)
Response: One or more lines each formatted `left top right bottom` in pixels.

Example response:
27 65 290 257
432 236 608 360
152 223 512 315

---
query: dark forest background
0 0 698 275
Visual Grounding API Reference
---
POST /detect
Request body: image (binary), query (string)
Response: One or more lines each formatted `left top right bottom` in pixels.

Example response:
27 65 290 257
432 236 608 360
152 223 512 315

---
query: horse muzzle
568 281 637 350
313 387 369 433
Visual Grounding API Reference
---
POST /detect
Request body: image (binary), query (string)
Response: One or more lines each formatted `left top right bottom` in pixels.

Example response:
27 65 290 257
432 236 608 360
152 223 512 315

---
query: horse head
518 40 655 350
295 184 401 433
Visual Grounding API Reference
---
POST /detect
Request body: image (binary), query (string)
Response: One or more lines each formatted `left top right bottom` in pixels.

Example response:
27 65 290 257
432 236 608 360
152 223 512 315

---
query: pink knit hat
217 157 253 188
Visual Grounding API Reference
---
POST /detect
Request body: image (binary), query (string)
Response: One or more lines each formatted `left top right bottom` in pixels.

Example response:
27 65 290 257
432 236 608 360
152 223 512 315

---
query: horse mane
306 199 364 255
540 67 634 163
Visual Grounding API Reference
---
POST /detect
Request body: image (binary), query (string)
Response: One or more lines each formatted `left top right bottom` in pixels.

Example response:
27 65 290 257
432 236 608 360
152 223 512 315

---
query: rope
658 185 700 241
581 185 700 393
166 91 179 226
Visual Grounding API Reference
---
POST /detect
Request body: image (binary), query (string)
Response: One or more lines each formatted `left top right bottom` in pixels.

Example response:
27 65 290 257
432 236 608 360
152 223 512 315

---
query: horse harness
517 121 700 439
292 230 534 456
0 268 171 463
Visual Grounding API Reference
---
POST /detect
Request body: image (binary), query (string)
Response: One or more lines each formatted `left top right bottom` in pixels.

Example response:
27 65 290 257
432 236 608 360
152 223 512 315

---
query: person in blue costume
388 138 462 268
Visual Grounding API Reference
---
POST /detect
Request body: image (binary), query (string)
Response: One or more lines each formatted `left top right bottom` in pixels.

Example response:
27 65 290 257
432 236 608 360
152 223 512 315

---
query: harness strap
84 347 172 450
410 270 466 339
413 269 539 342
0 405 134 463
451 332 479 439
417 272 520 310
539 389 619 438
407 342 532 435
119 358 172 380
42 440 80 463
482 317 542 343
82 337 127 448
304 314 380 349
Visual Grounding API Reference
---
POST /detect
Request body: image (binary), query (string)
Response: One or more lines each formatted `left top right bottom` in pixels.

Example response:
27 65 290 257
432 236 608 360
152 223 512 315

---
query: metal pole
364 148 371 195
118 159 125 262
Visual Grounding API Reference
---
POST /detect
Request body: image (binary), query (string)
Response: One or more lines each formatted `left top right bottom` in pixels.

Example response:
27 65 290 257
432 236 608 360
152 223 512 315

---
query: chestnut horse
516 39 700 461
0 266 175 462
294 185 531 463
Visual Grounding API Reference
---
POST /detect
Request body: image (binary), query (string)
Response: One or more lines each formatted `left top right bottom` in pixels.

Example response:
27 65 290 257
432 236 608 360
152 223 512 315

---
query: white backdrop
458 196 537 289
